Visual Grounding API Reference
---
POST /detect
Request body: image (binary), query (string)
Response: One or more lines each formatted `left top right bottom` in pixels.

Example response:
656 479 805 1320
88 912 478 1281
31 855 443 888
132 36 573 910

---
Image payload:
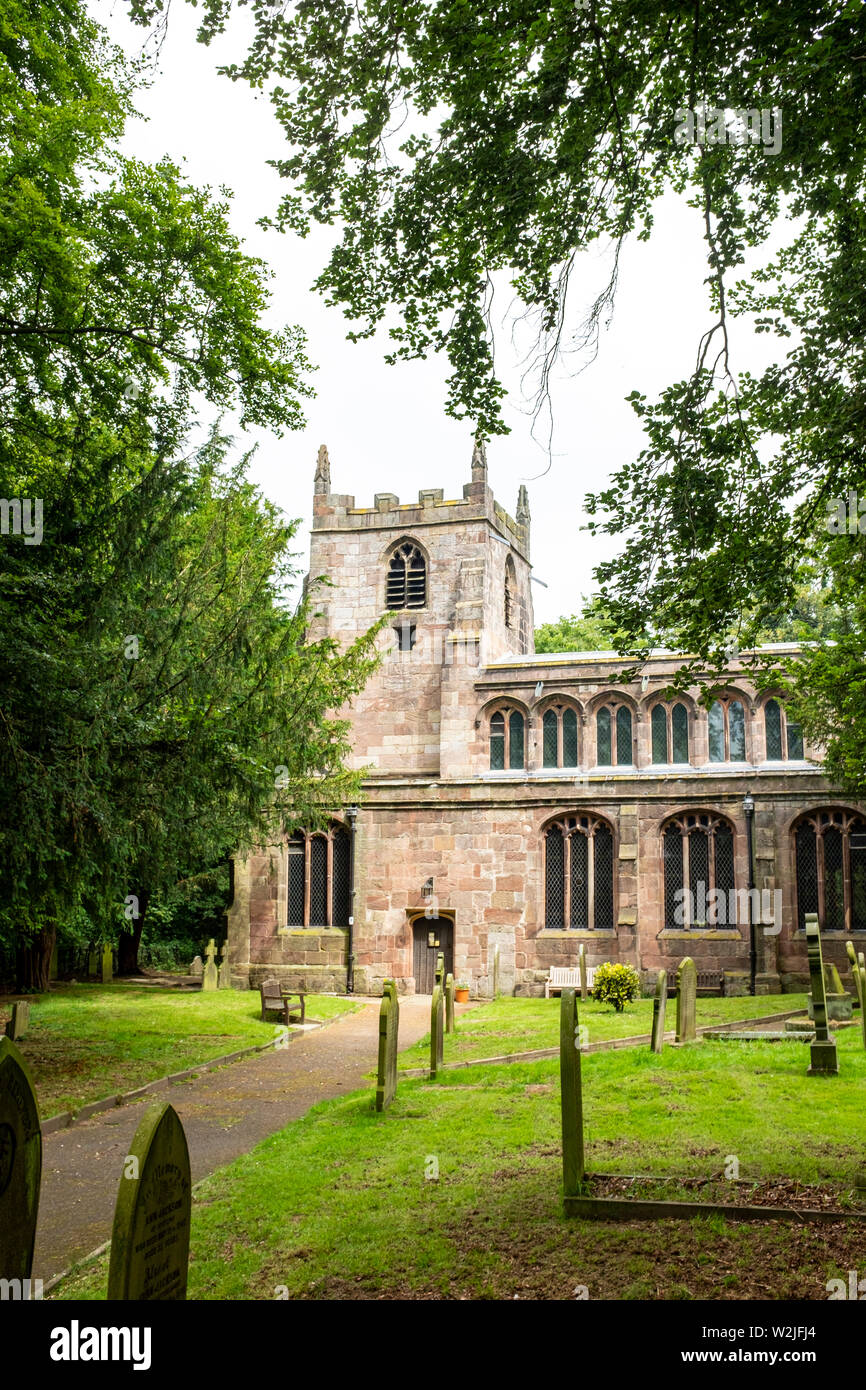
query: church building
226 446 865 997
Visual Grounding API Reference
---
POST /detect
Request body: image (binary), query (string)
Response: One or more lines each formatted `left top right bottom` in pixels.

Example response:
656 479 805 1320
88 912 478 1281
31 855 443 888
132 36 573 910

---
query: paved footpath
35 994 436 1284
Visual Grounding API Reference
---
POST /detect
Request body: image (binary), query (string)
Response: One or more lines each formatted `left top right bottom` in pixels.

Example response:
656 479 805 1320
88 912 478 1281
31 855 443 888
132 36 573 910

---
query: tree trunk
117 892 149 976
16 923 56 992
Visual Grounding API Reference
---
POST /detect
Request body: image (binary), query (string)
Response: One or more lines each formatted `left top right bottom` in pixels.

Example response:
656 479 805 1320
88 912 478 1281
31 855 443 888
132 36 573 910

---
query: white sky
99 0 787 624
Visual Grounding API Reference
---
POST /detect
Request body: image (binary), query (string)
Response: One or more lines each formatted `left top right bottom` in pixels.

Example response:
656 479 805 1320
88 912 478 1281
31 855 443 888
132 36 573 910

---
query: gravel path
34 994 437 1284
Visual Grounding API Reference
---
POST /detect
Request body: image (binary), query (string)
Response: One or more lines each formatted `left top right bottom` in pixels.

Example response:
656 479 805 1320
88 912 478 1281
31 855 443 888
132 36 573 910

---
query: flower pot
455 988 469 1004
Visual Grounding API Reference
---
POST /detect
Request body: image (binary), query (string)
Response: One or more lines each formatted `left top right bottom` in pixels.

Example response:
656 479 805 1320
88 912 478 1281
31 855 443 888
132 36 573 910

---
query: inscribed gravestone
0 1037 42 1280
675 957 697 1043
218 941 231 990
559 989 586 1196
430 984 444 1077
445 972 455 1034
578 943 588 1001
189 955 204 978
375 980 400 1112
101 944 113 984
108 1102 191 1300
805 913 838 1075
6 1001 30 1041
650 969 667 1054
202 939 219 992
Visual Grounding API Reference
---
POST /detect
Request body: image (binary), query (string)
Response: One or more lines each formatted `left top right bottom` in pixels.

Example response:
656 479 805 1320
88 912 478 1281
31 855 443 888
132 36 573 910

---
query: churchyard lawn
0 984 360 1117
56 1021 865 1301
397 993 810 1069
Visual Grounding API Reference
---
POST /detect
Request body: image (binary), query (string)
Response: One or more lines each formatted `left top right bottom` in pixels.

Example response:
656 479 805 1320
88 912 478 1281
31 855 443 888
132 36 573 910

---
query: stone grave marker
6 1001 30 1041
430 984 444 1077
202 939 219 992
675 957 697 1043
445 972 455 1034
107 1101 191 1300
88 948 100 977
218 941 231 990
825 961 845 996
559 989 586 1196
0 1037 42 1280
805 913 838 1075
846 941 862 1008
650 969 667 1054
578 943 588 1001
189 955 204 979
375 979 400 1112
101 943 113 983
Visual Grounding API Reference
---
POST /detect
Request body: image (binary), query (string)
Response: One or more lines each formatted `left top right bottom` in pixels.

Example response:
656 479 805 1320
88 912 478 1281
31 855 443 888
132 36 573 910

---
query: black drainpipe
346 805 358 993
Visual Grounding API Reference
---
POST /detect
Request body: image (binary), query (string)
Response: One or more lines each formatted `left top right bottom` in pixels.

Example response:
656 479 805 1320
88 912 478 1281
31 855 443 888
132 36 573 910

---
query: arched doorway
410 913 454 994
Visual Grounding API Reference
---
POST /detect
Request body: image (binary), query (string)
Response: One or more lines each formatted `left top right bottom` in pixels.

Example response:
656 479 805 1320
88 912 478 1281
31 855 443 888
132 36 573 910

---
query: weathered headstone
675 957 697 1043
188 955 204 978
445 972 455 1034
805 913 838 1075
824 961 845 996
87 949 100 978
846 940 862 1008
429 984 444 1077
578 943 588 1001
202 939 219 992
375 980 400 1112
218 941 231 990
6 1001 30 1041
107 1102 191 1300
101 943 113 984
650 969 667 1054
0 1037 42 1280
559 989 585 1196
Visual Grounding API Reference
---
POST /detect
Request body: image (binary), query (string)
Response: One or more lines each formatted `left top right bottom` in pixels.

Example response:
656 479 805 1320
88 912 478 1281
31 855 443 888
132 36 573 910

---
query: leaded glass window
596 707 611 764
489 707 525 770
794 810 866 932
651 705 667 763
544 815 615 928
662 812 738 929
672 703 689 763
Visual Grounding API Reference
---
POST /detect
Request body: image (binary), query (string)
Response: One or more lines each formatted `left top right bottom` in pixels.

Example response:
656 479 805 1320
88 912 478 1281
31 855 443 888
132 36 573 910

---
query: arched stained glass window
489 707 526 770
596 707 611 764
616 706 633 764
541 704 580 769
672 704 689 763
651 705 668 763
709 697 747 762
765 697 804 761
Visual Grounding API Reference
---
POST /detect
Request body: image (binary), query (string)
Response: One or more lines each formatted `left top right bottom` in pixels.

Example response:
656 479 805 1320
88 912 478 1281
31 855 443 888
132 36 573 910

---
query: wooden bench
545 966 596 998
260 978 306 1025
666 969 724 997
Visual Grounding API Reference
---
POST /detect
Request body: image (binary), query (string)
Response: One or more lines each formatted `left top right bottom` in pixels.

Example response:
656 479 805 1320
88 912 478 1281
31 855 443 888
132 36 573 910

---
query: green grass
397 992 810 1069
0 984 361 1117
56 1023 866 1302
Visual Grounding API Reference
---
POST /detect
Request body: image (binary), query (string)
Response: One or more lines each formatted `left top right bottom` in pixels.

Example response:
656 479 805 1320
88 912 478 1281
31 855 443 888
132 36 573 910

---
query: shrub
591 961 641 1012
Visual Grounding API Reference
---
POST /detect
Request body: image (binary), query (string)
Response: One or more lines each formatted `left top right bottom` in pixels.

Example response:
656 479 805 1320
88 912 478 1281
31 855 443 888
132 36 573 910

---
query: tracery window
650 702 690 764
764 698 804 760
286 825 351 928
662 812 736 928
794 809 866 932
707 696 747 762
544 814 615 928
386 541 426 609
541 703 580 769
489 706 526 770
596 702 633 766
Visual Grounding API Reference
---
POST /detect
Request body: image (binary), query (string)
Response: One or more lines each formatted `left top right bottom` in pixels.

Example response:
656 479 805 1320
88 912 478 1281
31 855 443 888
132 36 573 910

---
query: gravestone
87 949 100 977
805 913 838 1075
445 972 455 1034
107 1102 191 1300
860 966 866 1051
846 941 862 1008
6 1001 30 1041
218 941 231 990
188 955 204 979
675 957 697 1043
559 989 586 1196
375 980 400 1112
429 984 444 1077
825 962 845 997
650 969 667 1054
101 944 113 983
578 943 588 1001
201 939 219 992
0 1037 42 1280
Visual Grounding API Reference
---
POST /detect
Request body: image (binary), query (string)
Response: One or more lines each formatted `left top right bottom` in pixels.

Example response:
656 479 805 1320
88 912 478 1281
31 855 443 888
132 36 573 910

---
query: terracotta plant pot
455 988 469 1003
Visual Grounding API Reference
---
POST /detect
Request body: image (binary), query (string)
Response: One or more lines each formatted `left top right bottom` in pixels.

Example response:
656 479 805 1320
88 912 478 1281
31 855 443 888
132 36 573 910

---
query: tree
535 597 619 652
0 1 379 988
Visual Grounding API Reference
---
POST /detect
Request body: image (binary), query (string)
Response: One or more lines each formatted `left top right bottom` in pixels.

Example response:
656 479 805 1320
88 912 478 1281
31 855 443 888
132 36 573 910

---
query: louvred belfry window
543 814 615 928
284 825 351 928
794 809 866 933
387 541 426 609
